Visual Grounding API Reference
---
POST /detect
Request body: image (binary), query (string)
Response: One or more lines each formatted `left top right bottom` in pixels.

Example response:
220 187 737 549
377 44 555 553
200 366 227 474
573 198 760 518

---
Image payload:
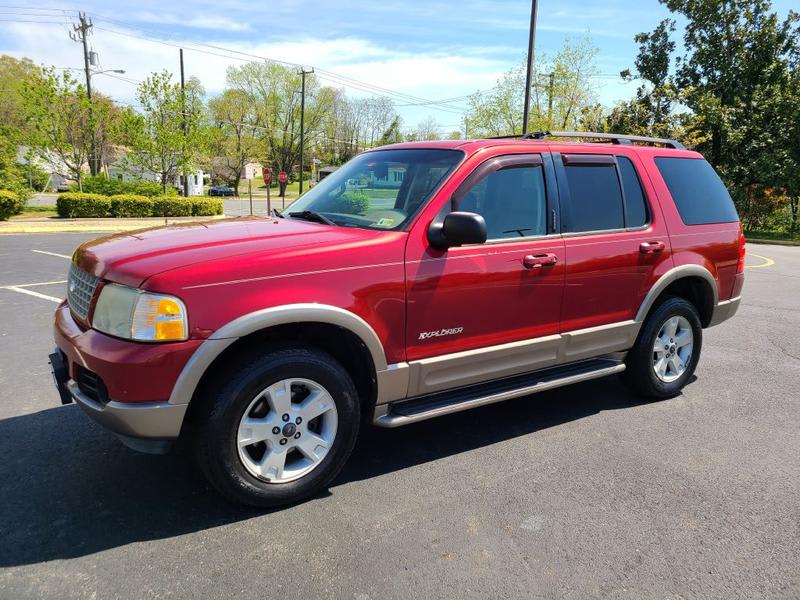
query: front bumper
51 303 201 452
50 349 187 453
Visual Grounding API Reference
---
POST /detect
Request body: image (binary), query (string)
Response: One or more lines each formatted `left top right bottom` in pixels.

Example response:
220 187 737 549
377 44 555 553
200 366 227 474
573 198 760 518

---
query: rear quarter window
655 157 739 225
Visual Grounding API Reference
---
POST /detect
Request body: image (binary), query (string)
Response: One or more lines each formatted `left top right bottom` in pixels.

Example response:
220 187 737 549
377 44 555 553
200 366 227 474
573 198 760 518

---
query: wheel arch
635 265 718 327
169 304 387 419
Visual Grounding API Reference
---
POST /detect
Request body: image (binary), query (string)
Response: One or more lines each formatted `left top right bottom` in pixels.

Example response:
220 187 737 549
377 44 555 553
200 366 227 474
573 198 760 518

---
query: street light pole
298 67 314 195
522 0 539 135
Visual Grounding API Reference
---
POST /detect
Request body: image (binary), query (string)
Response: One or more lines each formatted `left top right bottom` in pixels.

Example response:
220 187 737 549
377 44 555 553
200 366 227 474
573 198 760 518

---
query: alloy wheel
236 378 338 483
652 315 694 383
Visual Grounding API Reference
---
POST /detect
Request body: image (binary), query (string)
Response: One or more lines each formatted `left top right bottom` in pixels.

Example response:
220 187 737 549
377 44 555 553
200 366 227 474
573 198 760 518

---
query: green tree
377 116 404 146
208 88 265 195
465 36 600 136
21 68 109 189
620 1 799 228
0 55 42 139
122 70 205 193
226 63 336 180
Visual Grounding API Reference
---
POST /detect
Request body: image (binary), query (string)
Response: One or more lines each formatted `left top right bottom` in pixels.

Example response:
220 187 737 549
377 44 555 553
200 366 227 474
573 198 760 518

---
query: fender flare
168 303 387 406
635 264 718 323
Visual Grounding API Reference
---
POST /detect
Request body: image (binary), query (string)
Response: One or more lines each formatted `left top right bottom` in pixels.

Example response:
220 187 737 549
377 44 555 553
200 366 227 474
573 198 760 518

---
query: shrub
0 189 23 221
191 198 224 216
75 175 177 197
56 192 111 218
152 196 192 217
109 194 154 218
336 190 370 215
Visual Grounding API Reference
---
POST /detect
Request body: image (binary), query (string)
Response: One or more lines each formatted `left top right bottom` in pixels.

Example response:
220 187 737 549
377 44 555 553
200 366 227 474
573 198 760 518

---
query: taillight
736 233 746 273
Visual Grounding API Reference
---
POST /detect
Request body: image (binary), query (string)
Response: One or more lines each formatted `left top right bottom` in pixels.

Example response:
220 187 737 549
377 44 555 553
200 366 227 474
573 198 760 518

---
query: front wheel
195 347 360 507
622 296 703 399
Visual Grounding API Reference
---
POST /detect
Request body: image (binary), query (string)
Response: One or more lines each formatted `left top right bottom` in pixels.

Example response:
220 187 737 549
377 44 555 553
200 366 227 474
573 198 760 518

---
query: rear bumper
708 296 741 327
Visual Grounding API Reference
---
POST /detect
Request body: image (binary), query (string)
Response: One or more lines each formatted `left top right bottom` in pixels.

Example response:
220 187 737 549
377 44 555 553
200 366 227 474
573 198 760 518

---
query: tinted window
456 164 546 239
655 157 739 225
564 163 624 232
288 149 463 230
617 156 648 227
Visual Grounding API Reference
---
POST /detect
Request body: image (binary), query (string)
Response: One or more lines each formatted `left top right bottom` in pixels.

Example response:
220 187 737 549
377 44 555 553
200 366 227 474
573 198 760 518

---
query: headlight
93 284 188 342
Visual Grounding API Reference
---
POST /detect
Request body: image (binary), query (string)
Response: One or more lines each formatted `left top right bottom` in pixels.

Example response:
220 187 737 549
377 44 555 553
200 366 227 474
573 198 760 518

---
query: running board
373 358 625 428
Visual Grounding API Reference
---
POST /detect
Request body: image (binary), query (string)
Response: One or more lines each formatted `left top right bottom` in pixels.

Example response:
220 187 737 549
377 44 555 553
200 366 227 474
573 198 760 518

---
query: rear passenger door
554 150 672 333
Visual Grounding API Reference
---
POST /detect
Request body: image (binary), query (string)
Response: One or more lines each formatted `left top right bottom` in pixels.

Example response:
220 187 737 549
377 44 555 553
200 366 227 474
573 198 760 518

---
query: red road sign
278 171 288 184
262 167 272 185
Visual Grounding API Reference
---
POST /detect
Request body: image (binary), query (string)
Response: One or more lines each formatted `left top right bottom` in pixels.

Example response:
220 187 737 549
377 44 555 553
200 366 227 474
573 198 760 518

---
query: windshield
286 148 464 230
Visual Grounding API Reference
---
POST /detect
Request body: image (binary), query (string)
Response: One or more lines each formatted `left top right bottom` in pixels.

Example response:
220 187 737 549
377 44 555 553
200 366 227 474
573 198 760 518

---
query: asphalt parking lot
0 233 798 599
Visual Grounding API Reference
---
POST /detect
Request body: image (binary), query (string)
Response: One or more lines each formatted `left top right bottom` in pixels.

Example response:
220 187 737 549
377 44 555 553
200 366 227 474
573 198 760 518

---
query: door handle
639 241 666 254
522 253 558 269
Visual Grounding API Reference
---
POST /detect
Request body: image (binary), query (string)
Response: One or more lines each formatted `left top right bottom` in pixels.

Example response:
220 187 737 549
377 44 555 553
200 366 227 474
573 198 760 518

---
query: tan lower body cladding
376 320 641 403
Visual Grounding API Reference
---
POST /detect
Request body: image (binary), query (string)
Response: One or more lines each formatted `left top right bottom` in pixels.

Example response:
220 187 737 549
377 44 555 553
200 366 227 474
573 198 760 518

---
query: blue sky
2 0 796 133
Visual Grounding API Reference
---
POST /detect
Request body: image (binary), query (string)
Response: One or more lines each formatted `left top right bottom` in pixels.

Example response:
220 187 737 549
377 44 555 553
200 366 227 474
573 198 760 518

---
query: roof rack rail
486 130 685 149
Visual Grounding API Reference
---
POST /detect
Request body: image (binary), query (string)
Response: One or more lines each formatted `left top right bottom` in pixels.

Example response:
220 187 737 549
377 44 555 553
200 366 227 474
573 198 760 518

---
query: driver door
404 153 565 396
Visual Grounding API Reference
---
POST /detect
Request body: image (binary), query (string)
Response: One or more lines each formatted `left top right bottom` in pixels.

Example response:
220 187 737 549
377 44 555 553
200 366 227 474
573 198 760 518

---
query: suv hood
74 216 388 288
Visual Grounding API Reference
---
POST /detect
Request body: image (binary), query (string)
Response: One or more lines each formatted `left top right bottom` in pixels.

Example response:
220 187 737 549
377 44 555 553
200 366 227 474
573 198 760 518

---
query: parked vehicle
50 132 745 507
208 185 235 197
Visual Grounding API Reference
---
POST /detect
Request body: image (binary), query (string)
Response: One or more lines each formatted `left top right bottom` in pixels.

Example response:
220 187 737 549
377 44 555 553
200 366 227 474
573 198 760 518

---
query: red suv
50 132 745 506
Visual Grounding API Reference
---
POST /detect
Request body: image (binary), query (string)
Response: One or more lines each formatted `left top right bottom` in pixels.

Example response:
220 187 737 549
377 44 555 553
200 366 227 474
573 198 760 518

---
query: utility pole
298 67 314 195
71 12 98 176
180 49 189 197
521 0 539 135
547 71 555 127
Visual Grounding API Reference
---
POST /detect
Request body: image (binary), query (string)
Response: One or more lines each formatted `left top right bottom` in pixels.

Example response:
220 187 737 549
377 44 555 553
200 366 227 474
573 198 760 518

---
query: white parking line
31 249 71 259
2 280 67 288
2 286 62 303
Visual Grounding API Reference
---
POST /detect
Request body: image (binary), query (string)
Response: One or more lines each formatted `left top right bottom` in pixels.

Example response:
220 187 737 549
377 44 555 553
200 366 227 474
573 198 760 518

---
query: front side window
287 149 463 230
563 158 624 232
455 164 547 240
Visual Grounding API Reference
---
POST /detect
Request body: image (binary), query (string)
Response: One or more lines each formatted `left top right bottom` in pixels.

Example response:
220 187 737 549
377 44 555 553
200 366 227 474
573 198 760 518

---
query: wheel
622 296 702 399
195 347 360 507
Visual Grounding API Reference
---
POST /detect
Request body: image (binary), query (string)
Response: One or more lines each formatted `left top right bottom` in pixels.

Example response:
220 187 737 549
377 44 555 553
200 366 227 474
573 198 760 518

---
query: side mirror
428 211 487 248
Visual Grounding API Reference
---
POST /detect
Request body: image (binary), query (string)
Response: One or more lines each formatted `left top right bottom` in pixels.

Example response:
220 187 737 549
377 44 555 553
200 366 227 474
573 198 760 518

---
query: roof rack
486 130 685 149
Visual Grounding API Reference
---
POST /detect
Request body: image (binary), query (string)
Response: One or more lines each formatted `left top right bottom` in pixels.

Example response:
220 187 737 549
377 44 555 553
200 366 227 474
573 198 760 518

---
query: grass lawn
745 229 800 243
12 205 58 219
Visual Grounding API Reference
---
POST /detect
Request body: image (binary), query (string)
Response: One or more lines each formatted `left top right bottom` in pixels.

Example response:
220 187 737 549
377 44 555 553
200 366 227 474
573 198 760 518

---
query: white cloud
131 11 253 32
1 22 505 123
0 12 632 129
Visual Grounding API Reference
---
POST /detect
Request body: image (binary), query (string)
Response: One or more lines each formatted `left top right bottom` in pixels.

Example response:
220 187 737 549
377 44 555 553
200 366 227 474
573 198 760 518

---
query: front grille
76 365 109 404
67 263 99 321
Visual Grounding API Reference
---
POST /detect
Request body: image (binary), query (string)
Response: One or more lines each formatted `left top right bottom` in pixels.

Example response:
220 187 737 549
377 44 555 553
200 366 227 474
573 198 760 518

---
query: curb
1 215 227 234
746 237 800 247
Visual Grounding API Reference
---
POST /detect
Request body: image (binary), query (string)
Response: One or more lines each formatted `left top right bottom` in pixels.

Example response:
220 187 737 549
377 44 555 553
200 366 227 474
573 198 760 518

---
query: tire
195 346 360 507
622 296 703 399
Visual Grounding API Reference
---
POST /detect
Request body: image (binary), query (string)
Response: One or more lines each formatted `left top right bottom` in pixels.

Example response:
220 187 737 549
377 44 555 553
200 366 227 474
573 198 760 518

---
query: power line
84 16 470 115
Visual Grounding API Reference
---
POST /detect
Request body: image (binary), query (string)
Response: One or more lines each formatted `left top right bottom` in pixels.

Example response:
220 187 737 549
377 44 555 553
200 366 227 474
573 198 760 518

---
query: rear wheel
195 347 360 507
623 296 702 398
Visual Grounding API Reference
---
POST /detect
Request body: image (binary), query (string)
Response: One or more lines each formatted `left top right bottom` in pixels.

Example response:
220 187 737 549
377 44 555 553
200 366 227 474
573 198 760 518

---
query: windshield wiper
288 210 335 226
272 207 284 218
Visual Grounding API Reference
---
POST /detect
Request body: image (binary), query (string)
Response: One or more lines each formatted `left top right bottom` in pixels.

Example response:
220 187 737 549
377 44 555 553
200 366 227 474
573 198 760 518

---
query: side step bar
373 358 625 428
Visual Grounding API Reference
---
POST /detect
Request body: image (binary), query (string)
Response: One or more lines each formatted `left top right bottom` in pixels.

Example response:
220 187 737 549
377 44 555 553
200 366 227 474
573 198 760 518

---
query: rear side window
655 157 739 225
617 157 648 228
563 160 624 232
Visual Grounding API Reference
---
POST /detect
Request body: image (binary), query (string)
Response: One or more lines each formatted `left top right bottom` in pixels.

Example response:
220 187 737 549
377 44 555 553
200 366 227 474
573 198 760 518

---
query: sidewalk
0 215 227 234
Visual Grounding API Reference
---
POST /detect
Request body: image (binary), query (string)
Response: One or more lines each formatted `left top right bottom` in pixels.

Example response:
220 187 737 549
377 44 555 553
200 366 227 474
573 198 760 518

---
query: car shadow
0 376 667 567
